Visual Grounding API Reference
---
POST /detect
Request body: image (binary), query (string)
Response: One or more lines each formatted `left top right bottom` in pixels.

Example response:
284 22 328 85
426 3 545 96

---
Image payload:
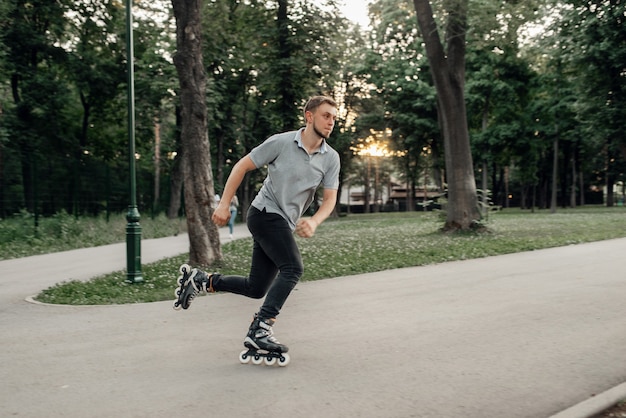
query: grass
31 205 626 305
0 210 186 260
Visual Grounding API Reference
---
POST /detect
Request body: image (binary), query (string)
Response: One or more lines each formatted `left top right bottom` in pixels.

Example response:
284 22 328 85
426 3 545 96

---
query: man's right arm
212 155 257 226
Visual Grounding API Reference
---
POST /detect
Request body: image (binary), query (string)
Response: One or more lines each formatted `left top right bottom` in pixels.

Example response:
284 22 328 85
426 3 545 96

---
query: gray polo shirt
249 128 340 230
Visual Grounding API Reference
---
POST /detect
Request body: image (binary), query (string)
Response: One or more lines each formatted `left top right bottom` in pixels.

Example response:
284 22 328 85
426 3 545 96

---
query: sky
338 0 370 27
313 0 370 28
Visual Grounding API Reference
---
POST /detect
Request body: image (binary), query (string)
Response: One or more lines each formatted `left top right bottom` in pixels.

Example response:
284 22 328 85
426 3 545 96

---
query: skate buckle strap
188 269 200 292
189 269 215 294
257 319 281 344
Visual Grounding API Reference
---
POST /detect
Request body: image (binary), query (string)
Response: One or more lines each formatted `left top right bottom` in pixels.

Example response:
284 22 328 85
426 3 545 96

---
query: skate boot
172 264 213 310
239 315 291 366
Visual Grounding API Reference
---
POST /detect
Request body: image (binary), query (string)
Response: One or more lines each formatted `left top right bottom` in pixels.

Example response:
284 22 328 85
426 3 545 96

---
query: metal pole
125 0 142 283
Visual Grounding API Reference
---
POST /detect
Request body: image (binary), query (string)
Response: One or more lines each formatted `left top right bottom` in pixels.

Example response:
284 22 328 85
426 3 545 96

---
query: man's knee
247 288 267 299
283 260 304 279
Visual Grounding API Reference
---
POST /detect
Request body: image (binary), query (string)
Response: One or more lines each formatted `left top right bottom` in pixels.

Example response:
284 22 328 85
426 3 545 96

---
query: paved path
0 228 625 418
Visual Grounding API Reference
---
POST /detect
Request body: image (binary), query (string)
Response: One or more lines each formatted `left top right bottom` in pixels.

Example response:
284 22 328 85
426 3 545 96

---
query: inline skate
172 264 212 310
238 315 291 366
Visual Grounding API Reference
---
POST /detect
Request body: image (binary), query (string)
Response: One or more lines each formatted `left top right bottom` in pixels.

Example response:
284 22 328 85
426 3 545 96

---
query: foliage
363 0 441 205
195 0 354 210
558 0 626 201
0 0 624 230
466 43 536 207
34 206 626 305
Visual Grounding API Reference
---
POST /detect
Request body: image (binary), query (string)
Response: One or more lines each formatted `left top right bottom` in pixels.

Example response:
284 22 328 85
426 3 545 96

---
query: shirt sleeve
323 151 341 190
248 134 285 168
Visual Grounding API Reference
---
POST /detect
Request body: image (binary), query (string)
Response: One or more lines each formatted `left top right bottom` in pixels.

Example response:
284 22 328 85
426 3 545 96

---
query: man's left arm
295 188 338 238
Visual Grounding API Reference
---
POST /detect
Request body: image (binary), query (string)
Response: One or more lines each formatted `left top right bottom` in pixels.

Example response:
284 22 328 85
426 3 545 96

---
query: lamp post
125 0 142 283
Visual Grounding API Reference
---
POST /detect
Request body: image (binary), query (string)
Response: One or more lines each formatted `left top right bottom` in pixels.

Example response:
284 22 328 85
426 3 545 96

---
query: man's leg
177 207 302 318
216 206 303 318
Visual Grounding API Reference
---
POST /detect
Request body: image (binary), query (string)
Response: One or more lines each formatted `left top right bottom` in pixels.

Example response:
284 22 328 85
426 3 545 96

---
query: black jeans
211 206 303 319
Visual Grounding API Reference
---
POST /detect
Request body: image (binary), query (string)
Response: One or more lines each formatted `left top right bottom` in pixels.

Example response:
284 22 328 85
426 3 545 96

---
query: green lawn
34 206 626 305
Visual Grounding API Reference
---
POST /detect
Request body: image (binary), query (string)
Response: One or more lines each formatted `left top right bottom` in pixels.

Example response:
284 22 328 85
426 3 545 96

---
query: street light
125 0 142 283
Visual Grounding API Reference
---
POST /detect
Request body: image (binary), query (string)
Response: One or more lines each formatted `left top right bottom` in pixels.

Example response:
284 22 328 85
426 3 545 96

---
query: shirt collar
295 127 328 154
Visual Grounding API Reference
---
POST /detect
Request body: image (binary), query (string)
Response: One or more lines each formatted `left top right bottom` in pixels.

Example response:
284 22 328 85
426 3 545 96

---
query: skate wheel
239 350 251 364
179 264 190 275
278 353 290 367
251 354 263 365
176 275 185 286
173 301 182 311
264 356 277 366
174 287 182 297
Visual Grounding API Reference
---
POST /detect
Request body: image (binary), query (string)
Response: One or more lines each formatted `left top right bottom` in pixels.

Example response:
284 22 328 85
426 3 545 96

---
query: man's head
304 96 338 139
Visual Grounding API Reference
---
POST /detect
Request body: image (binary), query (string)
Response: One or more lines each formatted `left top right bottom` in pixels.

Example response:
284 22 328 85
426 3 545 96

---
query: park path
0 229 624 417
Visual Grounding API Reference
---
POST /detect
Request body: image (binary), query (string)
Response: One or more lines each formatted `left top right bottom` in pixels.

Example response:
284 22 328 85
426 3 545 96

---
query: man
173 96 340 363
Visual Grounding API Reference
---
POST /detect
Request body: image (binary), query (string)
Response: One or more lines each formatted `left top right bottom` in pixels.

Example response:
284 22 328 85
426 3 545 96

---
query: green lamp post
125 0 142 283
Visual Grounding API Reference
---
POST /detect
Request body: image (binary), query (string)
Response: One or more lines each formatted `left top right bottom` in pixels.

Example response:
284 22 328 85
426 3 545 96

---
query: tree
364 0 440 212
3 0 75 216
64 0 127 216
560 0 626 206
412 0 480 230
171 0 221 266
464 0 542 211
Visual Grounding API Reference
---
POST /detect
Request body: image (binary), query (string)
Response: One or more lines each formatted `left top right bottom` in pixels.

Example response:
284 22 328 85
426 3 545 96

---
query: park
1 0 625 416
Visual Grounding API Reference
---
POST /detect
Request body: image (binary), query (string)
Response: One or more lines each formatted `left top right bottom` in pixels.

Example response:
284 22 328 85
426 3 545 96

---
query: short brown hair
303 95 337 118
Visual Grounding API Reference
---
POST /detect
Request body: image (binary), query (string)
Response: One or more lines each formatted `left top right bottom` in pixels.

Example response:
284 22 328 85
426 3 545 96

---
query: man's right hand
212 203 230 226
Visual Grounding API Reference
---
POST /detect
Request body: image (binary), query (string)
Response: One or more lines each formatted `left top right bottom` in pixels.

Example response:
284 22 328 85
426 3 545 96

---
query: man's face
308 103 337 139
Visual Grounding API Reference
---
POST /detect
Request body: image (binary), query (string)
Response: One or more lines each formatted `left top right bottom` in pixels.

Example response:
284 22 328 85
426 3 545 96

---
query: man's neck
301 126 324 153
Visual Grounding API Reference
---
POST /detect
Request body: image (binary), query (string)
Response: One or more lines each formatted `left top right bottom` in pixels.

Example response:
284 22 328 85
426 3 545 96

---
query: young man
174 96 340 363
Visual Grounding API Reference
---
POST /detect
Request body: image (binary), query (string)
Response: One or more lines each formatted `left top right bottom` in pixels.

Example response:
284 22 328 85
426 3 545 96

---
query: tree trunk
168 107 184 219
154 119 161 212
276 0 297 130
481 160 488 214
168 152 184 219
504 166 510 209
569 154 576 208
550 136 558 213
171 0 221 266
480 91 489 215
364 158 371 213
413 0 480 230
579 172 585 206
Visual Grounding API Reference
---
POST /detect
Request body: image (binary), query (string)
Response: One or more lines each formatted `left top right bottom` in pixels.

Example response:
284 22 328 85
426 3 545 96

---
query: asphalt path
1 226 625 418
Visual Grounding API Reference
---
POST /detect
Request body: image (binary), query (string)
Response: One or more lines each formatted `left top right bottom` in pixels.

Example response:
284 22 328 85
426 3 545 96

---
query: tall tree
412 0 480 230
464 0 541 210
560 0 626 205
4 0 72 215
365 0 440 211
171 0 221 265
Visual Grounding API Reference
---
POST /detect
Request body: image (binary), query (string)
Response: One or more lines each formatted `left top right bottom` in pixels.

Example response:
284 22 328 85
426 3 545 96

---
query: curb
549 382 626 418
24 295 165 308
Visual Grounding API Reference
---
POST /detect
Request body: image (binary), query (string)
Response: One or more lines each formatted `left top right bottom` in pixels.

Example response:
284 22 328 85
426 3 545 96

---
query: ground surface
1 232 624 418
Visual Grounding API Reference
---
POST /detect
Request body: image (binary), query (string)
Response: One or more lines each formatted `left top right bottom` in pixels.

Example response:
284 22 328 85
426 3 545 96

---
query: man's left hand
295 218 318 238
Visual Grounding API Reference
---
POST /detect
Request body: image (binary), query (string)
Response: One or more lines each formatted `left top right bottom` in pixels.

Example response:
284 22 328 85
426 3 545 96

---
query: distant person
228 195 239 239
